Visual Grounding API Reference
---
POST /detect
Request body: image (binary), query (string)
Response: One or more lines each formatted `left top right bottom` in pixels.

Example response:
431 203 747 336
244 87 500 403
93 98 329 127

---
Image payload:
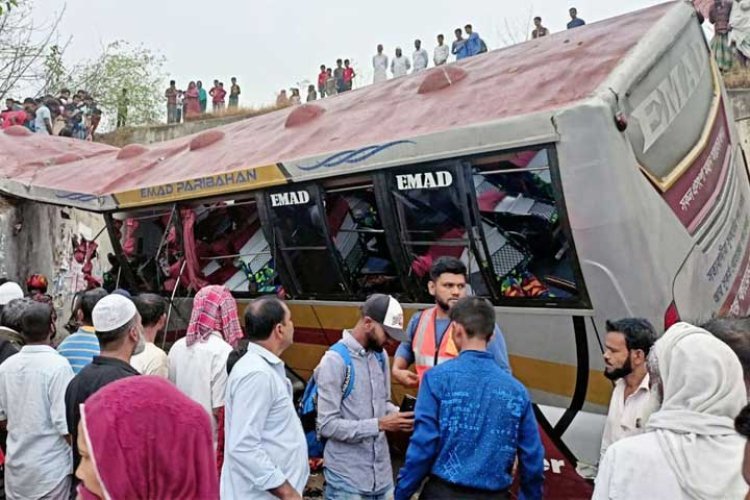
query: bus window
323 181 404 296
472 148 581 301
192 199 279 296
264 186 350 297
114 208 176 293
385 165 490 299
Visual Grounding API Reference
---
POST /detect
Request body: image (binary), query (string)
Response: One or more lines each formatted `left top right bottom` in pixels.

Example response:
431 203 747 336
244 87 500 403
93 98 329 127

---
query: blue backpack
298 341 385 458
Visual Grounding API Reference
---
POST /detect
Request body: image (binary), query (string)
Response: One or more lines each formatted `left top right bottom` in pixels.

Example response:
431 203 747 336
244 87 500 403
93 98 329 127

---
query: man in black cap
315 294 414 500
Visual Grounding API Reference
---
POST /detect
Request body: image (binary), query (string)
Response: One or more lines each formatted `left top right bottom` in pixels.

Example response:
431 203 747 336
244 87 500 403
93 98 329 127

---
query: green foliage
0 0 18 15
71 41 166 129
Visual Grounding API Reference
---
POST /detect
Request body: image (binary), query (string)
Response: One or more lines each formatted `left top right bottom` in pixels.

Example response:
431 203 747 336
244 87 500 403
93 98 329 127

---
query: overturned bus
0 1 742 496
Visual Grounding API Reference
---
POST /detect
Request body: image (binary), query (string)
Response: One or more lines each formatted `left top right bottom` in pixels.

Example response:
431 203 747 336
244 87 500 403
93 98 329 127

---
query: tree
0 0 17 16
69 41 166 129
0 2 64 101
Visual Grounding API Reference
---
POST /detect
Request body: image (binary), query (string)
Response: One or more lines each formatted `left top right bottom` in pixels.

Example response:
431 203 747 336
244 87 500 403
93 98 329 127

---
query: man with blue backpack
311 294 414 500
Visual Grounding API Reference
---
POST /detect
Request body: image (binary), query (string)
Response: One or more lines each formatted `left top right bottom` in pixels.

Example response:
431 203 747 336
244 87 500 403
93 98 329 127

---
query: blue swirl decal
55 192 98 203
297 140 416 171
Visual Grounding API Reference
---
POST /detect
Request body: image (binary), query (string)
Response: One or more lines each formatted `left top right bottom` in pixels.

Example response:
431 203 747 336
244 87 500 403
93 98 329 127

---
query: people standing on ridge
395 297 544 500
412 39 429 72
325 68 338 97
464 24 487 56
229 77 241 109
210 80 226 113
197 80 208 113
318 64 328 98
289 88 302 105
343 59 356 91
315 294 414 499
64 294 144 491
391 48 411 77
334 59 346 94
168 285 240 446
307 84 318 102
373 44 389 83
277 89 291 106
222 297 308 499
594 322 749 499
116 88 129 128
130 293 169 378
434 34 449 66
0 303 74 500
391 256 510 389
532 17 550 38
75 377 219 499
165 80 178 124
709 0 734 72
452 28 469 60
184 81 201 120
599 318 657 463
57 288 108 374
567 7 586 29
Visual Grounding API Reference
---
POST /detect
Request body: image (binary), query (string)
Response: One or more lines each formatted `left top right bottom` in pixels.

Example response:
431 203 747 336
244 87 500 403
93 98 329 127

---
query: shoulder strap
374 351 386 373
329 342 355 399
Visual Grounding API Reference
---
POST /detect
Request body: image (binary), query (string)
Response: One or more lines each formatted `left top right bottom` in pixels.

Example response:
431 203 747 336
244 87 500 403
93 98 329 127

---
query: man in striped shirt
57 288 107 373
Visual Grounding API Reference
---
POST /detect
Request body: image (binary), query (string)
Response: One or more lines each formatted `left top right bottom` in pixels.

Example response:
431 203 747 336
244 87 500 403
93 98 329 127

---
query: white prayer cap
92 294 137 332
0 282 24 306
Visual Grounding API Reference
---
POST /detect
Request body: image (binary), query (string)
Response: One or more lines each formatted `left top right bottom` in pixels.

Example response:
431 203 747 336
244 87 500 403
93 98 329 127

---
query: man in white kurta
391 48 411 78
373 45 389 84
412 39 429 72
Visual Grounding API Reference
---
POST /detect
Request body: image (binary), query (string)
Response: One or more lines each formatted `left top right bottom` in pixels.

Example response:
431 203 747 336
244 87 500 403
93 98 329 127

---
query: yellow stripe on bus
282 343 613 408
114 164 288 209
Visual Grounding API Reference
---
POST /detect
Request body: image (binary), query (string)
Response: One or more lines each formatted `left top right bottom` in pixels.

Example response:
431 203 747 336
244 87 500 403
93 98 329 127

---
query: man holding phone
392 256 510 389
315 294 414 500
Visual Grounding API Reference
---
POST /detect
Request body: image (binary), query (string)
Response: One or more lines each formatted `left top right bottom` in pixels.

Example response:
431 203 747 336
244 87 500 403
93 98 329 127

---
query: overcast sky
33 0 667 108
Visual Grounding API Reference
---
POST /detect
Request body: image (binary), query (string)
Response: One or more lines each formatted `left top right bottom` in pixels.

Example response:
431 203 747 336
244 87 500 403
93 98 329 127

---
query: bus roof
0 1 677 212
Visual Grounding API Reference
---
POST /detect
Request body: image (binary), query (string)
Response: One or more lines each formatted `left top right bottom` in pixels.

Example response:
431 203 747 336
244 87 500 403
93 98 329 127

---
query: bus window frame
257 183 353 300
469 144 591 309
319 177 413 302
374 160 498 303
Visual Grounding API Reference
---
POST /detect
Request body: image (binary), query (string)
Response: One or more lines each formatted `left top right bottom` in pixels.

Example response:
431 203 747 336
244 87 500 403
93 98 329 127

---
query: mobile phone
400 395 417 412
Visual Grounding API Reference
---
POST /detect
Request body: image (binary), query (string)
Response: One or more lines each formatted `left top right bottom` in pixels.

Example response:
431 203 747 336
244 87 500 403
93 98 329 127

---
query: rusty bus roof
0 1 679 212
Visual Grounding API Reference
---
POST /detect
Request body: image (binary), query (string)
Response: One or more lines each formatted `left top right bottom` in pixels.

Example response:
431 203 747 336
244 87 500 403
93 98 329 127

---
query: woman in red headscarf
75 376 219 499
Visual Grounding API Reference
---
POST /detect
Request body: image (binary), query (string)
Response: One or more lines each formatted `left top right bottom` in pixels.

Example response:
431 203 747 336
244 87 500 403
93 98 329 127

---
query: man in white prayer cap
372 44 389 84
391 48 411 78
64 294 145 494
593 322 748 499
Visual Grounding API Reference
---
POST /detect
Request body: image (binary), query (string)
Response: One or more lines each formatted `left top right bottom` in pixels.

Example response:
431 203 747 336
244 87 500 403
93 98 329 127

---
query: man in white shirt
131 293 169 377
599 318 657 463
391 48 411 78
372 44 389 84
434 34 450 66
222 297 308 500
23 98 52 135
412 39 429 72
0 303 74 499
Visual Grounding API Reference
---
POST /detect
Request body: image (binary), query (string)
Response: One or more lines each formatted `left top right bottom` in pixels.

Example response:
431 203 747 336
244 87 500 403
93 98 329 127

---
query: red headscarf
80 377 219 500
186 285 243 348
26 274 48 293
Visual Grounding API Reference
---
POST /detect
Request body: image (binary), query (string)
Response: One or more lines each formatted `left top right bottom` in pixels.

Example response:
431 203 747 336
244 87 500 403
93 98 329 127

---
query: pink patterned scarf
186 285 243 348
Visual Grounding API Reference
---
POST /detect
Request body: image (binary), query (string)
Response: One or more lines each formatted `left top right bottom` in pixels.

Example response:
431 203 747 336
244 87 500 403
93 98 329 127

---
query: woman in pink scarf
184 81 201 120
76 377 218 499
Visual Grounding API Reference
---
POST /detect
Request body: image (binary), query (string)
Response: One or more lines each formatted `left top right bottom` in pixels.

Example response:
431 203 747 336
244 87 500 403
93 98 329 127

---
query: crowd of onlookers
0 251 749 499
0 89 103 139
163 77 242 124
282 8 587 105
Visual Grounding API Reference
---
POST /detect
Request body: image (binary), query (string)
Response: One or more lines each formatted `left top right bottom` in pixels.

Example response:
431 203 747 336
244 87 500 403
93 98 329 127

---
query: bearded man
599 318 657 463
